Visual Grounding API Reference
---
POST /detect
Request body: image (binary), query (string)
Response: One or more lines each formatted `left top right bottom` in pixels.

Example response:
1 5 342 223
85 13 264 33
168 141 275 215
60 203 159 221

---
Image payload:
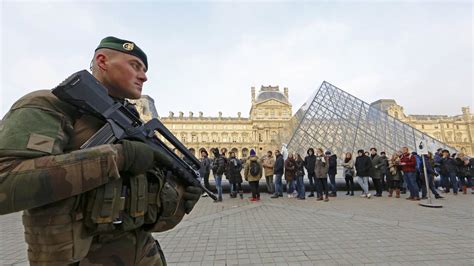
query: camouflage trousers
79 229 166 266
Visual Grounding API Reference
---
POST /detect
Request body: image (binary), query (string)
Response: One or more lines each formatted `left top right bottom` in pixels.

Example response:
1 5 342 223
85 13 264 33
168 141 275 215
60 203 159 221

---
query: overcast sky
1 1 472 119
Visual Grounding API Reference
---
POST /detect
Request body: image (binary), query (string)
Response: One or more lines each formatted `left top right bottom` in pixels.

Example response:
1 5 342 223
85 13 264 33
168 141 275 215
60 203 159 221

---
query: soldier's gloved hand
119 140 156 175
183 186 202 214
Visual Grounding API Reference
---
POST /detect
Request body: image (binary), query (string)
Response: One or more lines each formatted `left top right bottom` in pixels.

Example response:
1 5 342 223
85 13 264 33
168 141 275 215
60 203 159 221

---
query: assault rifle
52 70 217 201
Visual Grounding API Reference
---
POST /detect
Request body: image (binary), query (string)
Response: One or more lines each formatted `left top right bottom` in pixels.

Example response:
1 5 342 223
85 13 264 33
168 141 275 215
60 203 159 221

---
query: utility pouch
119 173 148 231
145 173 186 233
144 168 164 225
83 178 124 234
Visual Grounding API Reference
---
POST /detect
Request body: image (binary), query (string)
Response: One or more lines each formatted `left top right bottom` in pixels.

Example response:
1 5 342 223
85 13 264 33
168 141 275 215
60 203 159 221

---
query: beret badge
123 42 135 51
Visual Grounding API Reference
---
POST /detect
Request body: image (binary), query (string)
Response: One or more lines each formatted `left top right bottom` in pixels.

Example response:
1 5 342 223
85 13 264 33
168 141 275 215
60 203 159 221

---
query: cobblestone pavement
1 190 473 265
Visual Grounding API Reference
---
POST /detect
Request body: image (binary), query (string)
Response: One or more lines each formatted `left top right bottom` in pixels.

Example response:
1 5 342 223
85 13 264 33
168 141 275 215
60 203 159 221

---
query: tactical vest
22 108 184 265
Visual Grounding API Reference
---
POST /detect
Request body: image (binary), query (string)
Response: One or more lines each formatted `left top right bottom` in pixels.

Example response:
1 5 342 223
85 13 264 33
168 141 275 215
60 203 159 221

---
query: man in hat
0 36 201 265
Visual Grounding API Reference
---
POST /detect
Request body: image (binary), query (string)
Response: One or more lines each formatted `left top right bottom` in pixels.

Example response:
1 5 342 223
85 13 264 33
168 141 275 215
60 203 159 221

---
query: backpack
469 158 474 177
249 160 261 176
211 158 219 174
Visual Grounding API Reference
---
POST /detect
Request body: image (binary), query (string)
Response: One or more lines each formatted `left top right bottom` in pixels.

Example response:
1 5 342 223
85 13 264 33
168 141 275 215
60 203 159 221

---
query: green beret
95 36 148 70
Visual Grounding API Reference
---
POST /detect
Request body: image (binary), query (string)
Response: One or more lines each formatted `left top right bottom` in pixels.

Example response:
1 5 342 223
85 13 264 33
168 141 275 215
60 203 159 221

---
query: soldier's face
104 52 147 99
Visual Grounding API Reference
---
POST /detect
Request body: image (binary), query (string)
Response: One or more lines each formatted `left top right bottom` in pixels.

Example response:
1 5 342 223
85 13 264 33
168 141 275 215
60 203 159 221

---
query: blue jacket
419 155 435 176
274 154 284 175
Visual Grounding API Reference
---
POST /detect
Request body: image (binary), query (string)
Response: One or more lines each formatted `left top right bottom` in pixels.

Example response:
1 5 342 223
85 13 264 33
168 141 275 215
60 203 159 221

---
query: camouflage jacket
0 90 185 264
0 90 124 213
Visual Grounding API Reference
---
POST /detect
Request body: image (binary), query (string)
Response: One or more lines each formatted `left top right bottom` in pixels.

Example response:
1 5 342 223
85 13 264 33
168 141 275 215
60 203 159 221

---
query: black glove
183 186 202 214
120 140 156 175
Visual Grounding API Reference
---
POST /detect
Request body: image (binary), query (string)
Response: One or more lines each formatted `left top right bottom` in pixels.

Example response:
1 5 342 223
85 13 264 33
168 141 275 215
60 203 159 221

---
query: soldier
0 36 201 265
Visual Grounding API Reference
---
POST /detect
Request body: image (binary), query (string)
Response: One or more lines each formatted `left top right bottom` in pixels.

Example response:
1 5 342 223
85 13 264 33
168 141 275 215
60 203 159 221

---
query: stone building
371 99 474 156
133 89 473 158
132 86 293 158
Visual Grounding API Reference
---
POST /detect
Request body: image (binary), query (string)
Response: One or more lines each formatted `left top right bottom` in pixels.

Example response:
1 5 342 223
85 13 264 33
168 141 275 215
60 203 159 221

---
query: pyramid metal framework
287 81 456 157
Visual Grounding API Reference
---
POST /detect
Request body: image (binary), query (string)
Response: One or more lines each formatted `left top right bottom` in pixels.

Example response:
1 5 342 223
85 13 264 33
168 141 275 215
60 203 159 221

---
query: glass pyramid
286 81 456 157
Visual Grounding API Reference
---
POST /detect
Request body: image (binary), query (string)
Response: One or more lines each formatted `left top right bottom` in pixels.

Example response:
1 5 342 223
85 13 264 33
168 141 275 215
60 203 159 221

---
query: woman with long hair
341 152 354 196
387 153 403 198
284 153 297 198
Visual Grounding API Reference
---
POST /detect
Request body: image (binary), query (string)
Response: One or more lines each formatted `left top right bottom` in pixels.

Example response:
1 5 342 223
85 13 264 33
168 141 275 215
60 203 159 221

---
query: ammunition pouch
23 168 187 264
83 167 185 235
144 171 186 233
83 173 150 234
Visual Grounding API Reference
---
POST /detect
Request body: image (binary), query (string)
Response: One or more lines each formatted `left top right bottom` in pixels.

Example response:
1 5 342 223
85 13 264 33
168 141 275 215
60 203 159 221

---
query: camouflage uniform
0 90 186 265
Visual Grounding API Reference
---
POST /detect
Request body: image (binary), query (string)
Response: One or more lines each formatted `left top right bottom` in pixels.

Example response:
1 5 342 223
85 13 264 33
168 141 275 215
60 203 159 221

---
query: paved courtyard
0 190 473 265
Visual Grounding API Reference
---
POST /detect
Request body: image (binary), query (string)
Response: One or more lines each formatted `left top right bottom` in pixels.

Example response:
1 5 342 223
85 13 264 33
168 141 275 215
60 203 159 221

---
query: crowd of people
197 146 474 203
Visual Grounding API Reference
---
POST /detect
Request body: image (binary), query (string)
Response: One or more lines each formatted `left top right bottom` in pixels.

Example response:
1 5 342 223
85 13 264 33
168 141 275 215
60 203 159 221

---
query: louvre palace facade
133 84 473 158
133 86 293 158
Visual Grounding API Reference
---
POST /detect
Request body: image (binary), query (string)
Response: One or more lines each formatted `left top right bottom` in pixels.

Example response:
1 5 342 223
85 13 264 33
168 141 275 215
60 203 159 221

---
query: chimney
189 111 193 118
462 106 470 115
284 87 288 98
251 86 256 103
237 112 241 118
179 111 183 118
169 111 174 118
218 111 222 118
199 111 203 118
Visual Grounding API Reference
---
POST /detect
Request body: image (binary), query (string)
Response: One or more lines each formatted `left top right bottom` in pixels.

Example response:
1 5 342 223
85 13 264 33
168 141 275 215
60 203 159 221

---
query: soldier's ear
95 53 108 71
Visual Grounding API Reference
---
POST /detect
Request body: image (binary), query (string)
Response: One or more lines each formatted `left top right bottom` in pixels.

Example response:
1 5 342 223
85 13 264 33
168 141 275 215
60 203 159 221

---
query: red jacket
400 153 416 173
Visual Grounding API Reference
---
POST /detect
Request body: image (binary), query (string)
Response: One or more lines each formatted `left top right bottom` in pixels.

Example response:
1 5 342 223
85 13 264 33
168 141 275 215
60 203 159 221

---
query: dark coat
296 159 305 177
439 157 457 175
355 155 372 177
327 154 337 175
199 156 211 177
212 155 226 176
469 158 474 178
284 158 296 181
274 154 284 175
419 155 436 176
454 157 470 178
227 157 243 184
370 154 384 179
379 155 388 174
304 154 316 173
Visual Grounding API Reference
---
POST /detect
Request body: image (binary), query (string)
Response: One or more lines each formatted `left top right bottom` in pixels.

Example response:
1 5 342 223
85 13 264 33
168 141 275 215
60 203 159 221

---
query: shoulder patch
27 133 55 153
